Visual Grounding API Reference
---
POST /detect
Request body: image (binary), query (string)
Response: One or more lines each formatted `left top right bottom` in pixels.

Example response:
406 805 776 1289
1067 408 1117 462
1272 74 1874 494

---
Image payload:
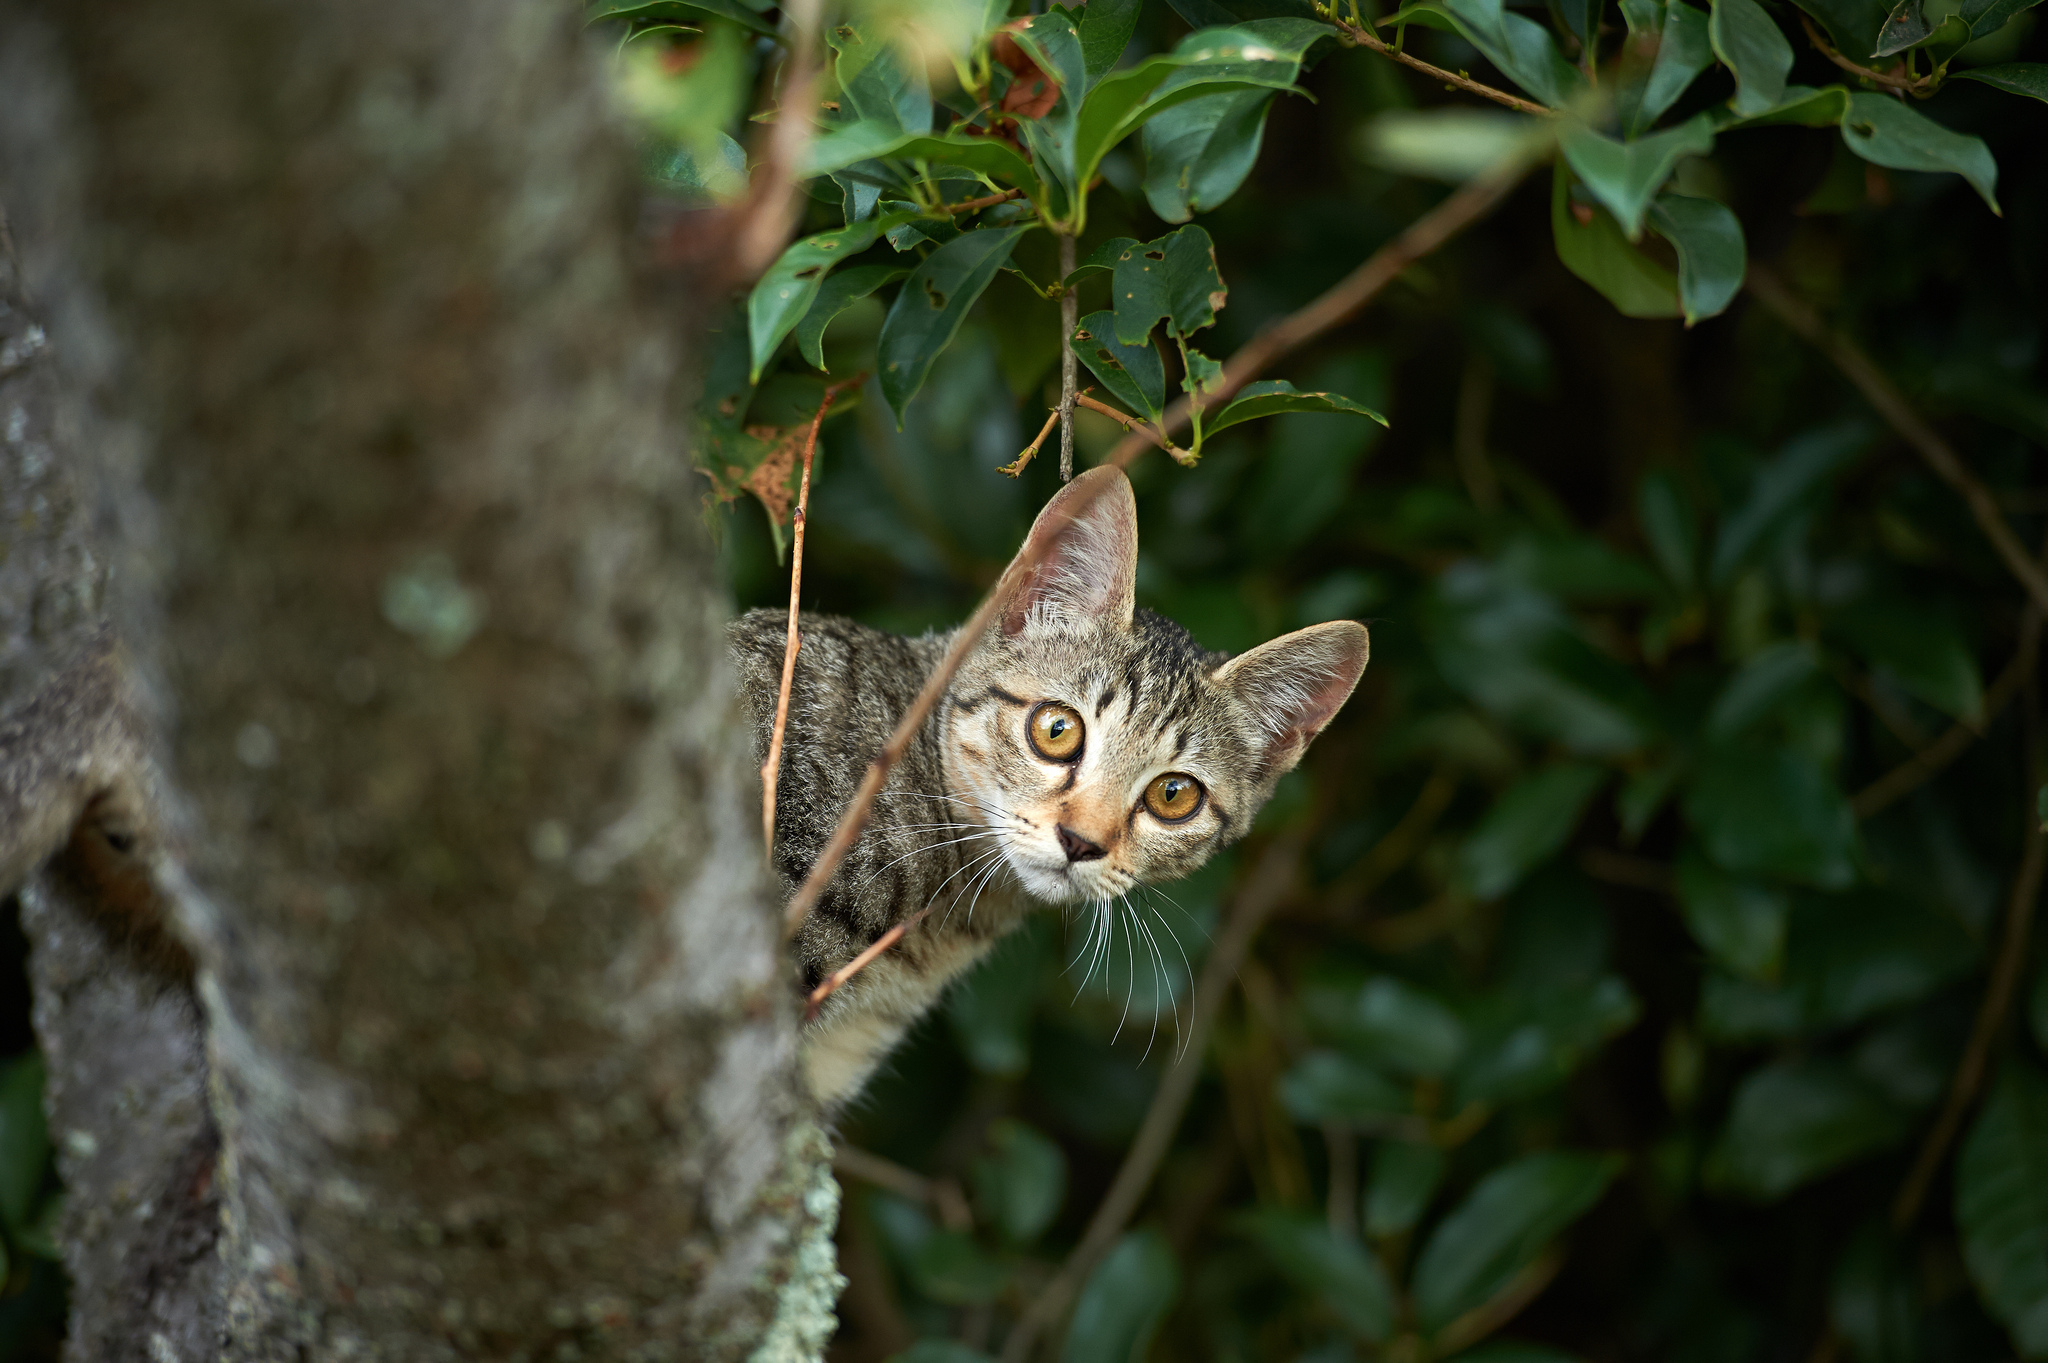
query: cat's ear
1213 620 1370 774
1002 466 1139 636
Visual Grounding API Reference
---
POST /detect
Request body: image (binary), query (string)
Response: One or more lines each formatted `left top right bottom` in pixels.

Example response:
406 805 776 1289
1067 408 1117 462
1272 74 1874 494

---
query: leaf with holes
1110 226 1227 345
878 225 1034 423
1073 310 1167 421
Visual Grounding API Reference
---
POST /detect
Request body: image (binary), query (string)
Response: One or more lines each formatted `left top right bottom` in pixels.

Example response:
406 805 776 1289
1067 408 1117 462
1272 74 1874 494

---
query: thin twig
1892 612 2046 1230
780 176 1523 945
1000 842 1298 1363
806 904 928 1016
1103 157 1534 466
999 407 1063 477
1746 266 2048 617
944 187 1026 215
1327 13 1555 116
1797 13 1935 94
1853 641 2034 818
760 375 863 860
834 1146 974 1230
1058 232 1079 481
1073 393 1194 464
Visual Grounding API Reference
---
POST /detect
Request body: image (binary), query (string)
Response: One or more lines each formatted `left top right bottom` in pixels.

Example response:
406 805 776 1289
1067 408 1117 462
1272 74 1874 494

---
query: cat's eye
1144 772 1204 822
1028 703 1085 762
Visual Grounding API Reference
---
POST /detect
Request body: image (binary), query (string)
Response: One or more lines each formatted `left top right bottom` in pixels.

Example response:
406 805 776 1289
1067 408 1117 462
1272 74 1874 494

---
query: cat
729 467 1369 1105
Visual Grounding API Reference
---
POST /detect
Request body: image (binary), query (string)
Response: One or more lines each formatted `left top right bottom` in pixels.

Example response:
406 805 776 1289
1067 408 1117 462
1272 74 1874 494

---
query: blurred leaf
795 263 906 370
1676 845 1789 980
1552 163 1682 319
1239 1208 1397 1341
1073 310 1168 422
1458 762 1606 900
1360 109 1545 181
0 1053 47 1233
973 1118 1068 1243
1647 192 1746 325
1705 639 1820 740
889 1344 997 1363
1063 1229 1180 1363
1683 743 1858 888
1143 88 1277 222
1281 1050 1413 1123
592 0 781 38
1637 469 1700 590
1412 1150 1621 1334
879 225 1034 422
1008 12 1088 216
1345 977 1469 1077
1831 1226 1922 1363
1953 63 2048 102
1453 1346 1587 1363
1080 0 1145 83
1205 380 1388 437
1714 82 1853 127
1958 1059 2048 1358
1498 533 1666 603
2031 963 2048 1053
1789 0 1890 55
803 124 1045 195
644 128 747 201
1710 423 1869 585
1840 92 1999 213
829 24 932 134
1454 977 1640 1106
913 1229 1013 1304
750 212 916 379
1558 115 1715 239
1366 1140 1446 1237
1619 757 1684 842
1111 226 1227 344
1242 353 1391 553
1425 558 1662 755
1619 0 1716 136
1710 0 1795 117
1708 1057 1910 1198
1959 0 2048 41
1829 597 1984 722
1391 0 1586 106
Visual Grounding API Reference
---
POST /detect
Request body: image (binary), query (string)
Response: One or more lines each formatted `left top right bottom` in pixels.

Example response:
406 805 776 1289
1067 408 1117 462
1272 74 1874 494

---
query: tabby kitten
730 467 1369 1104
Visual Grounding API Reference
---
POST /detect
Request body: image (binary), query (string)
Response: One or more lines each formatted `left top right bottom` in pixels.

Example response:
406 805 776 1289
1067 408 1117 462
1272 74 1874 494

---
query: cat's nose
1056 825 1106 863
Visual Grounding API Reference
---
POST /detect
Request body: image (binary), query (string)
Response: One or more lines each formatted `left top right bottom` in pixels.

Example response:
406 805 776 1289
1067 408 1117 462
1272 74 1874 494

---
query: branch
1853 635 2035 819
1058 232 1079 481
781 174 1523 942
945 187 1026 215
1073 392 1195 464
1103 158 1533 466
1000 841 1298 1363
724 0 825 283
998 406 1062 477
761 374 864 858
1745 266 2048 617
1797 13 1937 95
1327 12 1555 116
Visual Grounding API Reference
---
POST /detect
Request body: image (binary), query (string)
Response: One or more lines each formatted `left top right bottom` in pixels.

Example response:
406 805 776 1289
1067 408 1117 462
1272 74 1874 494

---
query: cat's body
731 469 1369 1105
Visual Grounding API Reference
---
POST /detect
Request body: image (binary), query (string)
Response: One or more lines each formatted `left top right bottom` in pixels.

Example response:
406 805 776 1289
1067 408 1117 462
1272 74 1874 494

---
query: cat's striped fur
730 468 1369 1105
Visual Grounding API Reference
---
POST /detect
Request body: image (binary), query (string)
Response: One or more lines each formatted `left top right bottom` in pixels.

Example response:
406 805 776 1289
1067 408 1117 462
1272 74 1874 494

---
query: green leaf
1706 640 1821 739
889 1344 997 1363
1829 597 1985 722
1280 1050 1413 1123
1239 1208 1397 1341
829 24 932 134
1558 115 1715 239
1875 0 1931 54
748 214 914 381
948 922 1052 1075
1063 1230 1180 1363
1676 845 1789 979
1958 1060 2048 1358
1340 977 1468 1077
1831 1227 1922 1363
1647 192 1746 325
1459 763 1607 899
1073 310 1167 421
0 1053 49 1233
1952 62 2048 102
802 124 1045 198
1142 88 1278 222
1366 1140 1446 1237
1359 108 1546 181
1619 0 1716 136
1707 1057 1909 1198
1394 0 1587 106
1008 12 1089 218
1637 469 1699 590
1110 226 1228 344
1453 977 1641 1106
1080 0 1145 83
1711 0 1795 116
1713 82 1854 127
1203 379 1388 437
1552 163 1681 319
1064 236 1140 286
913 1229 1013 1304
1710 423 1870 584
1960 0 2048 40
1841 92 2000 213
1789 0 1890 55
1684 743 1858 888
590 0 781 38
794 264 906 370
1412 1151 1621 1334
972 1119 1068 1244
878 225 1034 423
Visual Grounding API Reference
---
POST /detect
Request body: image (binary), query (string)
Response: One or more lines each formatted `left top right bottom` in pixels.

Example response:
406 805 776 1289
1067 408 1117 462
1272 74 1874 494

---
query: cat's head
945 467 1369 905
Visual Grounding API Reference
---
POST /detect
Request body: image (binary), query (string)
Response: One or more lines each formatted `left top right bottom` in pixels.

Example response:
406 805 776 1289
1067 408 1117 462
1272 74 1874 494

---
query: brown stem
1892 616 2046 1230
760 376 863 859
999 406 1063 477
805 904 928 1012
945 187 1026 215
1059 232 1078 481
1074 392 1194 464
1000 842 1298 1363
1797 13 1934 94
1333 15 1556 116
780 180 1520 942
1103 158 1533 466
1746 266 2048 617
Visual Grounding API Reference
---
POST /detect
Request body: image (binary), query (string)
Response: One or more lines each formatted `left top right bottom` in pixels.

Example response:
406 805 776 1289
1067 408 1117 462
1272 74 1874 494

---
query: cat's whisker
920 845 1006 920
1111 899 1139 1044
1139 883 1217 948
1140 891 1198 1059
949 852 1010 932
1125 892 1168 1064
848 831 1009 897
938 848 1006 930
874 790 1021 823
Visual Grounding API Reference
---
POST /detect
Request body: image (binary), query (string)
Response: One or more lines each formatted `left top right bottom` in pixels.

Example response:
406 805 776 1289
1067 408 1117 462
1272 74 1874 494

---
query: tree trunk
0 0 833 1357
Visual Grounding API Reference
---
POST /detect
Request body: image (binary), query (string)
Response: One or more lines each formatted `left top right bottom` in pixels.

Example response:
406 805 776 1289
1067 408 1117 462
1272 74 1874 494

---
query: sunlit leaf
1841 92 1999 213
1710 0 1795 116
802 123 1044 198
1958 1060 2048 1358
1140 20 1333 220
1360 108 1546 181
1063 1230 1179 1363
1239 1208 1397 1341
1412 1151 1621 1334
1647 192 1746 325
829 23 933 133
1007 11 1088 218
878 225 1035 422
1706 1057 1909 1198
